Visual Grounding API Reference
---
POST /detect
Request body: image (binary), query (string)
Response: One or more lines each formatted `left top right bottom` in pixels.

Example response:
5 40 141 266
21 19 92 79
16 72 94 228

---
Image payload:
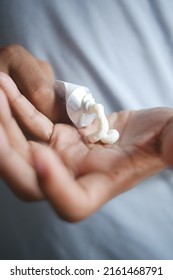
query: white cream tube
54 81 96 127
54 80 119 144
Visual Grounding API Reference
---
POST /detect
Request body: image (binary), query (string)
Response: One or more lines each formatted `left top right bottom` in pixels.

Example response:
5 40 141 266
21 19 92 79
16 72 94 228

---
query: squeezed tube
54 80 119 144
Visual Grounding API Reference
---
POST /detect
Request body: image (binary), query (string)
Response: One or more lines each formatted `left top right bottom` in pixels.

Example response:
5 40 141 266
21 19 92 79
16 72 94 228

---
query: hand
1 73 173 222
0 44 69 124
32 108 173 221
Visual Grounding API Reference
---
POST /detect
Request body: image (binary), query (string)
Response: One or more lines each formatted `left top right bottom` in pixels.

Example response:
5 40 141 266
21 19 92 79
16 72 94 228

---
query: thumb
162 118 173 166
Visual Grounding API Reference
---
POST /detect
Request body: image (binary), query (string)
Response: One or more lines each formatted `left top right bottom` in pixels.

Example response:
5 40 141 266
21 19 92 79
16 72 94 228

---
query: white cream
83 97 119 144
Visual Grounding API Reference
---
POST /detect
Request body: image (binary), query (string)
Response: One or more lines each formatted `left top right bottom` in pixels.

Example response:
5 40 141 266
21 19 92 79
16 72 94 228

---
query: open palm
0 74 173 221
38 108 171 221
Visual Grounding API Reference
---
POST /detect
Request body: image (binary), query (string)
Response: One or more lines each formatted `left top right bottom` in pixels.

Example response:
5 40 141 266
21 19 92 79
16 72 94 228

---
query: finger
32 143 126 222
32 145 98 222
0 72 54 142
37 60 55 84
162 117 173 166
0 45 66 122
0 89 30 158
0 125 44 201
32 135 164 222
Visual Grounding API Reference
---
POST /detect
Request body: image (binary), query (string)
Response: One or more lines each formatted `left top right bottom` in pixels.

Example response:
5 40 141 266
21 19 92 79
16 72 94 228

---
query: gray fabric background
0 0 173 259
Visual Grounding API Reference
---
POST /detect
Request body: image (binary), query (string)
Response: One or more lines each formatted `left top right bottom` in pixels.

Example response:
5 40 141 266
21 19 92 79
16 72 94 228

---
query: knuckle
37 60 55 81
39 60 54 73
29 80 52 103
37 60 51 68
0 44 25 60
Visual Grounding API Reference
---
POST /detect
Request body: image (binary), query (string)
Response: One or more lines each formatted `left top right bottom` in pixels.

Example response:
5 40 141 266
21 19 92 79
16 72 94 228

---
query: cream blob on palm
83 97 119 144
55 81 119 144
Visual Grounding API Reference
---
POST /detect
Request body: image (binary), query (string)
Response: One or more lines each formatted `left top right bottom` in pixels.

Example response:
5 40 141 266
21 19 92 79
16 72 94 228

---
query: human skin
0 71 173 222
0 45 68 124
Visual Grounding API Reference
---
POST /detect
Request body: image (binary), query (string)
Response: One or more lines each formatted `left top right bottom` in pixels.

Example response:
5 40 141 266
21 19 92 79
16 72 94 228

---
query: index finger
0 72 54 142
